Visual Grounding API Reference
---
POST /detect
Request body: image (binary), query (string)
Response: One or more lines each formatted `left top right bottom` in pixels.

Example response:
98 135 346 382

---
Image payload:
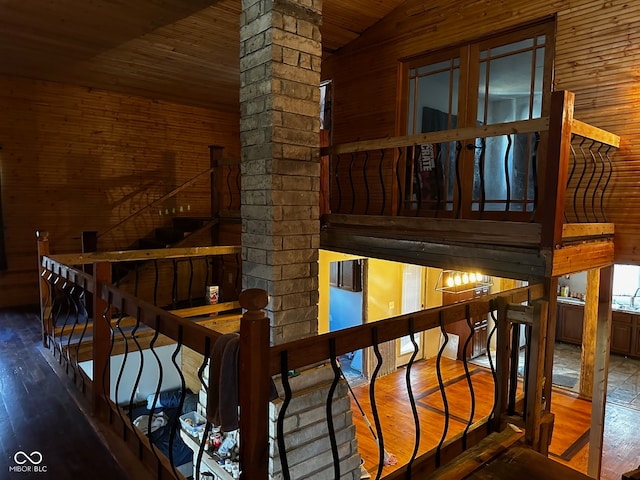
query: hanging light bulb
462 273 469 284
454 274 462 286
469 273 477 282
446 276 455 288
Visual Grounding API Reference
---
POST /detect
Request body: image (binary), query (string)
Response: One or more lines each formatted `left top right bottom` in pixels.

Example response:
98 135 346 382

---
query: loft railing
37 231 552 480
322 91 619 242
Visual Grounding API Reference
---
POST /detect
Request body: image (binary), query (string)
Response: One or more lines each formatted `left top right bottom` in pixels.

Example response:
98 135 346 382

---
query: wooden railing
37 230 554 479
322 91 619 250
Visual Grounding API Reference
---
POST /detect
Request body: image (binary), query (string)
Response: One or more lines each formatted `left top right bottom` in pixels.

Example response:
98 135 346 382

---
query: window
401 20 555 216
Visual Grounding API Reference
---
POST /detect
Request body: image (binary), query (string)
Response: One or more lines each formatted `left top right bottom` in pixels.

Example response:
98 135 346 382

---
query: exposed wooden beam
550 241 614 276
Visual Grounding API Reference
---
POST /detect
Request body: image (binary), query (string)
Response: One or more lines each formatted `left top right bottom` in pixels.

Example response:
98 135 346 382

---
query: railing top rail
101 282 224 355
323 117 550 156
41 256 94 293
43 245 241 266
268 283 545 376
570 119 620 148
98 166 215 239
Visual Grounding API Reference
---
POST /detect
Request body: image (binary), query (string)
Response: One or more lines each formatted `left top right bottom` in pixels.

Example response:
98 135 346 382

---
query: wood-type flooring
350 355 640 479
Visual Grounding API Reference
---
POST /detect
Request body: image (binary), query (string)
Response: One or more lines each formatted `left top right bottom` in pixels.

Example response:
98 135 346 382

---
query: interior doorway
397 264 425 366
329 259 366 385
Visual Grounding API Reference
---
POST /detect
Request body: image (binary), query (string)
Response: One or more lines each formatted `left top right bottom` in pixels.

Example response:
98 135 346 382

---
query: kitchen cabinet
556 300 640 359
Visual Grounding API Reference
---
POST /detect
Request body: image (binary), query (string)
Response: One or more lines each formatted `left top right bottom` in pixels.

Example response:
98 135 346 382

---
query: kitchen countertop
557 296 640 313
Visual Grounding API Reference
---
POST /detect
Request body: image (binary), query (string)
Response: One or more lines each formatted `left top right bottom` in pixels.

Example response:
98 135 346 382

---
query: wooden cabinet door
611 312 633 355
559 303 584 345
632 319 640 358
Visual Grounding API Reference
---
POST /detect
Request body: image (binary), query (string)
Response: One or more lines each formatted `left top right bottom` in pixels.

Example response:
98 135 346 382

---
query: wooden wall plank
323 0 640 265
0 75 239 307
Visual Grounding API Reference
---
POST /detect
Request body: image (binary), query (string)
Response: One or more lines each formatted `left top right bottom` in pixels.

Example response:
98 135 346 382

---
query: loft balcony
320 91 619 281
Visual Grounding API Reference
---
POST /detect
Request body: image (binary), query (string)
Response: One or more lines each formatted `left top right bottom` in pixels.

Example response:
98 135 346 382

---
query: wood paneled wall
323 0 640 265
0 75 239 307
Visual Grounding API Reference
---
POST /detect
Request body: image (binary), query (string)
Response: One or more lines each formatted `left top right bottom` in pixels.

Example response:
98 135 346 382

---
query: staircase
136 216 217 249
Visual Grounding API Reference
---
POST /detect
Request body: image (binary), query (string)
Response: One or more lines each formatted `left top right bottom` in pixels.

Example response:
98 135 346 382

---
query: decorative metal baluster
592 144 606 222
454 141 463 219
75 280 91 386
349 152 356 214
378 149 386 215
64 284 81 373
487 302 499 423
334 154 343 213
413 145 423 215
395 147 404 213
600 146 614 223
128 306 146 439
471 138 487 216
194 337 212 480
530 132 540 221
153 259 159 306
363 151 370 215
573 137 589 222
235 164 241 211
370 326 385 480
133 262 140 298
435 310 450 467
114 299 131 438
167 325 187 479
503 135 512 215
406 318 421 476
327 340 341 480
187 257 194 307
583 140 598 223
146 315 164 463
277 351 293 480
101 293 116 423
435 143 443 216
171 258 178 309
225 164 233 211
461 305 476 449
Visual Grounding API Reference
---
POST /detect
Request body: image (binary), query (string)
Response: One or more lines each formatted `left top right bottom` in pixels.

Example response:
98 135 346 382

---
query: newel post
92 260 112 415
238 288 270 480
539 90 575 250
36 231 51 347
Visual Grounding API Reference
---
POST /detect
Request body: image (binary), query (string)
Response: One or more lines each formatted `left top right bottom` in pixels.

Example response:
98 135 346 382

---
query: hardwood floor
350 355 640 479
0 307 144 479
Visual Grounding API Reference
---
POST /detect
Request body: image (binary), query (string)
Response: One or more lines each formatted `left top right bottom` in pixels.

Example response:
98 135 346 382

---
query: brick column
240 0 322 345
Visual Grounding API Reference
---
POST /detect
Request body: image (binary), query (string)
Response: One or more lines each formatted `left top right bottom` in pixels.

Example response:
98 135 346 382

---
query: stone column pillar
240 0 322 345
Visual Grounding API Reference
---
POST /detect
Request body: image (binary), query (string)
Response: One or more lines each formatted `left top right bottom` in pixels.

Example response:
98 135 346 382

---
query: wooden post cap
239 288 269 311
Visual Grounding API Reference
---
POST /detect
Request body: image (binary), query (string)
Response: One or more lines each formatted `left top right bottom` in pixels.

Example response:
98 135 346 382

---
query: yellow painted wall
318 250 362 334
366 258 404 322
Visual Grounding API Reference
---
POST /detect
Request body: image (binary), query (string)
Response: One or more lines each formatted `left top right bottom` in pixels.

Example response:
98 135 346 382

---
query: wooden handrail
98 166 215 239
322 117 550 155
42 245 241 267
571 119 620 148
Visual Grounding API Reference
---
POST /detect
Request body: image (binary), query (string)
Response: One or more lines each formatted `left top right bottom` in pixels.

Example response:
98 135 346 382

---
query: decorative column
240 0 322 344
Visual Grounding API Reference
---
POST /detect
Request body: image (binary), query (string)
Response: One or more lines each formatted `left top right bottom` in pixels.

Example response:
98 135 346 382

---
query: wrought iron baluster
349 152 356 214
592 144 606 223
363 151 370 215
435 310 450 467
327 340 341 480
454 141 463 219
395 147 404 214
277 351 293 480
171 258 178 309
503 135 512 215
600 146 614 222
167 325 187 480
435 143 443 217
574 137 589 222
406 318 421 476
583 140 598 223
101 294 116 423
75 280 91 387
530 132 540 221
64 284 81 373
235 165 241 211
412 145 423 215
153 259 159 307
134 262 140 297
378 149 386 215
187 257 194 307
195 337 212 480
146 315 164 463
487 302 499 423
461 305 476 449
114 299 131 438
334 154 343 213
370 327 385 480
226 164 234 211
128 306 145 440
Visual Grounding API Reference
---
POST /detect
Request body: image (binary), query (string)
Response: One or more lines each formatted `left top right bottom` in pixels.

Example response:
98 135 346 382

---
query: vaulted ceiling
0 0 406 112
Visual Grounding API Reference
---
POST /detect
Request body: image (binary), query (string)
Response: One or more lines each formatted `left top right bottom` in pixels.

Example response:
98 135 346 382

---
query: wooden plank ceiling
0 0 405 111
